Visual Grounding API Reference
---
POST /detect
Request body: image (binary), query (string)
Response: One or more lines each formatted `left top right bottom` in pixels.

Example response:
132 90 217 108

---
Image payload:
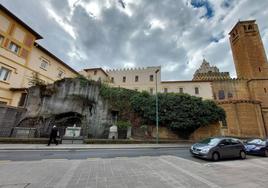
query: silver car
190 137 246 161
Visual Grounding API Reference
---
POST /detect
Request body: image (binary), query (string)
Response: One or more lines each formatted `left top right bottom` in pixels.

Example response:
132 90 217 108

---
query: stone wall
0 105 25 137
218 100 266 138
248 79 268 108
262 109 268 136
190 122 222 141
0 105 25 127
212 79 250 101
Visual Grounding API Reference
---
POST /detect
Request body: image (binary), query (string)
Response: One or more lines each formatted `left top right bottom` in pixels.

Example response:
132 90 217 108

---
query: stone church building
193 20 268 139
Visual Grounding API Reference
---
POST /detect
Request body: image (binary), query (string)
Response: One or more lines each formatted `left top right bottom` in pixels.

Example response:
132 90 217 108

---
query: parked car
190 137 246 161
244 138 268 157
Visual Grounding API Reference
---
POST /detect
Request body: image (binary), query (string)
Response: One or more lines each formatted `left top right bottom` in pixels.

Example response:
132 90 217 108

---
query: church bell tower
229 20 268 79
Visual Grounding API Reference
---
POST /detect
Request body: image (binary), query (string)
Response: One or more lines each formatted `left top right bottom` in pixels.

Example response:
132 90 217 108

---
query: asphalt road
0 147 260 162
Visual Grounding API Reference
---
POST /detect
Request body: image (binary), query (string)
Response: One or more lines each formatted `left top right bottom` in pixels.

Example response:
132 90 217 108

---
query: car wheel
212 152 220 161
264 150 268 157
240 150 246 159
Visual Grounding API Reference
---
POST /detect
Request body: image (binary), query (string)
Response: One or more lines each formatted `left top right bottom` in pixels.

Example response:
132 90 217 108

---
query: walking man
47 125 58 146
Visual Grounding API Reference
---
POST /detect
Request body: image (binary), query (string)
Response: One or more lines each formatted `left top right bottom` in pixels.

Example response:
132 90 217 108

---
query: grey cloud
1 0 268 80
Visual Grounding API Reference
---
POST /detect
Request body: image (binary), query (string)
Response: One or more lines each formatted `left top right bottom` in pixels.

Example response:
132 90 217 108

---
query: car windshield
248 139 265 145
199 138 221 146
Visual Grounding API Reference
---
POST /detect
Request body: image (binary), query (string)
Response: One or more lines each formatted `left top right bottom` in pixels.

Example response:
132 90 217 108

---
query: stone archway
52 112 84 137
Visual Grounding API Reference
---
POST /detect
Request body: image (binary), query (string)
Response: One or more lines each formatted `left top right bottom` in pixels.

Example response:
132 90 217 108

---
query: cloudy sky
1 0 268 80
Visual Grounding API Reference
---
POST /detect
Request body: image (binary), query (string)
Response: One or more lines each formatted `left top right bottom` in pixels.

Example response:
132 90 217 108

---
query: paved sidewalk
0 155 268 187
0 143 191 150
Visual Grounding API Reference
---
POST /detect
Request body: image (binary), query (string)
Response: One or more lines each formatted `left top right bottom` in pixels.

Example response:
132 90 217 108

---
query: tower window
248 25 253 30
195 87 199 95
228 92 233 99
94 70 97 75
135 75 139 82
122 76 126 83
0 35 4 45
164 88 168 93
150 75 154 82
179 87 183 93
265 88 267 93
218 90 225 100
111 77 114 83
259 67 261 72
232 33 236 38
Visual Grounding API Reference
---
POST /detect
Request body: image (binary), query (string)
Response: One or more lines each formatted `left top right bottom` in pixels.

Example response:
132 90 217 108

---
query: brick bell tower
229 20 268 79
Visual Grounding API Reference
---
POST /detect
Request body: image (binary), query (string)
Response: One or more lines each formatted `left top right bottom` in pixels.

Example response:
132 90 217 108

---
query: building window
194 87 199 95
111 77 114 83
248 25 253 30
0 67 11 81
94 70 97 75
149 88 154 94
179 87 183 93
135 75 139 82
122 76 126 83
264 88 267 93
228 92 233 99
8 42 20 54
213 93 217 100
218 90 225 100
0 35 4 45
40 59 49 70
259 67 261 72
164 88 168 93
18 93 27 107
150 75 154 82
58 70 64 78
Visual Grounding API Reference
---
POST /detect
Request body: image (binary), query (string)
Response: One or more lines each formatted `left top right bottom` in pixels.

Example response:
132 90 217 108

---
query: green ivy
100 84 226 139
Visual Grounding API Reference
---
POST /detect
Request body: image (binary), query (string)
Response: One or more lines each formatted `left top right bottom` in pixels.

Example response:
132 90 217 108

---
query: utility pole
155 69 160 144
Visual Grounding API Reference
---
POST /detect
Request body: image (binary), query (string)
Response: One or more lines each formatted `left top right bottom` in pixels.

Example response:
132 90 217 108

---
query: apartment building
0 4 78 106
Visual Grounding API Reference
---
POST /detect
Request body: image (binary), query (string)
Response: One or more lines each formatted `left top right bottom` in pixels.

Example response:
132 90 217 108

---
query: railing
0 126 87 138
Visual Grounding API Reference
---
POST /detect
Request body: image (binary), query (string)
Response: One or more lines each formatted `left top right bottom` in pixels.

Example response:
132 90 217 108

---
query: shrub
116 120 131 130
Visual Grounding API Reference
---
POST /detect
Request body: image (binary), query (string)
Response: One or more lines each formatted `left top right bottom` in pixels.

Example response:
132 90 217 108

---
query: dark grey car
190 137 246 161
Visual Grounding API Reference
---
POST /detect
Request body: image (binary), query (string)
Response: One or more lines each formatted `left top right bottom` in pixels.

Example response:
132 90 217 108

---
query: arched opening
53 112 83 137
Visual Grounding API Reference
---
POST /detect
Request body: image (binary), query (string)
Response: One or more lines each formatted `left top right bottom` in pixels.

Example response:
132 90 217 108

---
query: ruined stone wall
21 78 113 138
218 101 266 138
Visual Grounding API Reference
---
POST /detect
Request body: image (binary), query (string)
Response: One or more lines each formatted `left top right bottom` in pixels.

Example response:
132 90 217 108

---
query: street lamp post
155 69 160 144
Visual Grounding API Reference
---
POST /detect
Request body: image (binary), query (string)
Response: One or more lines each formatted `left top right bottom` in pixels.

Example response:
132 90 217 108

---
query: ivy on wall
101 84 225 138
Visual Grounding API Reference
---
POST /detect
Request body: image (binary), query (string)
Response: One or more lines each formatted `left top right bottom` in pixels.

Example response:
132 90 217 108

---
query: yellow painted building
0 4 78 106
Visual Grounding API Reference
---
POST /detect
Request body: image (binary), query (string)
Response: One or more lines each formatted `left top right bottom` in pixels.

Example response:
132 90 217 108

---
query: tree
130 92 225 139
